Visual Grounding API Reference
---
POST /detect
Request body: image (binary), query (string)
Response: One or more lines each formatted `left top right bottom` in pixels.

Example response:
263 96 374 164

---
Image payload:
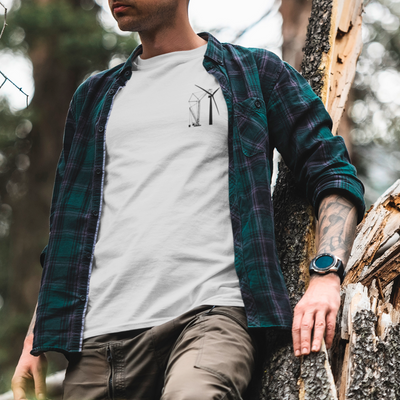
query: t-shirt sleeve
266 61 365 223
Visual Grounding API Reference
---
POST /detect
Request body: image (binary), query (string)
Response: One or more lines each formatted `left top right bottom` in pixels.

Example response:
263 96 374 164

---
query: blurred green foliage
0 0 137 393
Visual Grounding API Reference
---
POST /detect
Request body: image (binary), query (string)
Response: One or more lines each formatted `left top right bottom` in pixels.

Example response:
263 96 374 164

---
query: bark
339 182 400 398
255 0 365 398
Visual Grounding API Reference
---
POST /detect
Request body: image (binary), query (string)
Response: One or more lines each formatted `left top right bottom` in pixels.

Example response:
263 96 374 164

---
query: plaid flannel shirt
32 33 365 355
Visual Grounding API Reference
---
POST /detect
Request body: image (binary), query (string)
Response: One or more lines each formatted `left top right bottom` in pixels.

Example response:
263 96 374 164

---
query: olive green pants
63 305 256 400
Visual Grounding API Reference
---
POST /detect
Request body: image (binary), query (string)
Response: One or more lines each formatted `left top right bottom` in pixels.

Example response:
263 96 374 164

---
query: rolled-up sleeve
266 61 365 223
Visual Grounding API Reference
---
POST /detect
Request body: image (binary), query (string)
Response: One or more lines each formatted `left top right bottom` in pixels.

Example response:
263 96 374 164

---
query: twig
0 1 7 40
0 2 30 108
0 71 29 108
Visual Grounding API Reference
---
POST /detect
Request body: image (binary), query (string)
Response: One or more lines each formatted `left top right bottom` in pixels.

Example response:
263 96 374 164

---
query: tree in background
0 0 137 391
350 0 400 203
280 0 311 70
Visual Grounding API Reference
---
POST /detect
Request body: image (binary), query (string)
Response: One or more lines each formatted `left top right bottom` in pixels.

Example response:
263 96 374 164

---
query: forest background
0 0 399 394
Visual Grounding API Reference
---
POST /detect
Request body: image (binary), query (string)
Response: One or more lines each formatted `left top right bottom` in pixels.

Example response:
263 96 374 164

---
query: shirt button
109 89 115 95
95 168 102 175
92 210 99 217
254 100 262 109
85 252 91 260
80 295 86 302
125 71 130 76
98 126 104 132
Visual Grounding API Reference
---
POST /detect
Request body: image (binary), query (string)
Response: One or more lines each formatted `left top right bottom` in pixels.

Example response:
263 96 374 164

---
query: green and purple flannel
32 33 365 355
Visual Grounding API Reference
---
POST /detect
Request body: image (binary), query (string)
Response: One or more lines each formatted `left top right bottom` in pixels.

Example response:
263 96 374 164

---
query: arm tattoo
316 194 358 264
26 303 38 337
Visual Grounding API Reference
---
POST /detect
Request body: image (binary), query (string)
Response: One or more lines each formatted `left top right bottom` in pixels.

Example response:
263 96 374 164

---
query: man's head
108 0 190 33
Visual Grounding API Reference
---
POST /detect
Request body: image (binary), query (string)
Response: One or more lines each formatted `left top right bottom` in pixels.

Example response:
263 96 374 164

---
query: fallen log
338 180 400 399
345 180 400 288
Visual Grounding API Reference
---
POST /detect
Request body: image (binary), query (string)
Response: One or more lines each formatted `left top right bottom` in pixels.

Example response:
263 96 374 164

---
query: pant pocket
63 347 109 400
194 312 256 400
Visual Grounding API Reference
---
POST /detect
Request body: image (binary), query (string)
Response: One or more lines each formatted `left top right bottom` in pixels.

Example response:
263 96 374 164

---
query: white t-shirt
84 45 244 339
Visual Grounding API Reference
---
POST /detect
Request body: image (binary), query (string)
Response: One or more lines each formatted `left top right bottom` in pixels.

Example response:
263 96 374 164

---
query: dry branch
0 2 30 107
0 1 7 40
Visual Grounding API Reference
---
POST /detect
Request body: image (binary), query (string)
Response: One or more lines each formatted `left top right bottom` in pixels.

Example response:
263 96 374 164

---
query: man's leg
161 307 256 400
62 328 156 400
62 306 255 400
62 306 212 400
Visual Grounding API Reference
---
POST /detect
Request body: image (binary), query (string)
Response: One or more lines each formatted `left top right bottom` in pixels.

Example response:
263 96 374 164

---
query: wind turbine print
196 85 220 125
188 91 207 127
188 85 220 127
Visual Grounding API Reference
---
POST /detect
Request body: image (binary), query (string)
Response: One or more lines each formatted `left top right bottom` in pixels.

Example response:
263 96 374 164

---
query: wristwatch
309 253 345 283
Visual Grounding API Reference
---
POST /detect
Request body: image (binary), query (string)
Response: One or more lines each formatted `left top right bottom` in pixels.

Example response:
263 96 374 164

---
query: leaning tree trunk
256 0 364 399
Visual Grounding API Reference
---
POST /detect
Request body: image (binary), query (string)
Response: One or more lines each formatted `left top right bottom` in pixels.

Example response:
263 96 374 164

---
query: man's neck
138 19 207 60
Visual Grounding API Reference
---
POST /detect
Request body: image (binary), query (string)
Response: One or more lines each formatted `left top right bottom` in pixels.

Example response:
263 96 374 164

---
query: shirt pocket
234 97 268 157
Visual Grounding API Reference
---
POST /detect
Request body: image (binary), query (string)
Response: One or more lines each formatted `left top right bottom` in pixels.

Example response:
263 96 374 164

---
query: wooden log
262 0 365 397
336 180 400 399
344 180 400 287
339 280 400 399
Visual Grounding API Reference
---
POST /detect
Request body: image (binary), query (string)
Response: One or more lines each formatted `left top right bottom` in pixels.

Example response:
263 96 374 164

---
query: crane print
188 85 220 127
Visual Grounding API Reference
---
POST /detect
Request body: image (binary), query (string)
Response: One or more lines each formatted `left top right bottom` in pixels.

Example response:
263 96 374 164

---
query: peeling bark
259 0 365 398
345 180 400 287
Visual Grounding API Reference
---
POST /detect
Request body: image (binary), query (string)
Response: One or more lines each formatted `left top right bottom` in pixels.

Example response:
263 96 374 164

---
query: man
12 0 365 399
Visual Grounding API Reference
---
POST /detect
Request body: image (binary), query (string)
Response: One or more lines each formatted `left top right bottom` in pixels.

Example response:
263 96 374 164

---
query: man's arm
292 194 358 356
11 304 48 400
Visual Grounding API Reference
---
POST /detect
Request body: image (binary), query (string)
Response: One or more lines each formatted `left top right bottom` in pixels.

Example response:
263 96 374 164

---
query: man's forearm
316 194 358 264
292 194 358 356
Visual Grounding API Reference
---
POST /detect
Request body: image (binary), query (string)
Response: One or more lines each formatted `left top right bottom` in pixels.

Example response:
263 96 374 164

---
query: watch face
314 254 335 271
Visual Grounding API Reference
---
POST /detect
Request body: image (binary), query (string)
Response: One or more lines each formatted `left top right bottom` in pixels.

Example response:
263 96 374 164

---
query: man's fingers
299 312 315 355
292 312 303 357
324 312 337 349
33 355 48 400
33 372 47 400
11 377 29 400
311 312 326 352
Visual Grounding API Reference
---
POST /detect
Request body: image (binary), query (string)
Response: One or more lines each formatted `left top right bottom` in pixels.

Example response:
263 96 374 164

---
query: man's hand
292 273 341 357
12 334 48 400
292 194 358 357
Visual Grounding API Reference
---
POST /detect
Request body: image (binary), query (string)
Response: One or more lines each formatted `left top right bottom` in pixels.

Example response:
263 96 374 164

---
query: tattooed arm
292 194 358 357
315 194 358 264
12 303 48 400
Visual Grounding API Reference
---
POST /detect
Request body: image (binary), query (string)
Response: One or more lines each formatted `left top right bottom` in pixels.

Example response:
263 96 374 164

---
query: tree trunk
280 0 312 71
255 0 364 398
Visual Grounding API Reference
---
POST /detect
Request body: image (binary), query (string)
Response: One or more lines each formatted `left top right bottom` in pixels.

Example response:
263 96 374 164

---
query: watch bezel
312 253 338 272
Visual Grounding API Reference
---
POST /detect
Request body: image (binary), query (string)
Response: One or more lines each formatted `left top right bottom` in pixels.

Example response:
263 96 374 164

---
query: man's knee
161 367 237 400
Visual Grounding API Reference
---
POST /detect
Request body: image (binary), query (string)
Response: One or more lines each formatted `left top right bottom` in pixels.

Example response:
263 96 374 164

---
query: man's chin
114 16 140 32
117 23 138 32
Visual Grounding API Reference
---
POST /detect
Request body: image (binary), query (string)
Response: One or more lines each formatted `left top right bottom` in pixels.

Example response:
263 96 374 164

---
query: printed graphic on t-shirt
188 85 220 127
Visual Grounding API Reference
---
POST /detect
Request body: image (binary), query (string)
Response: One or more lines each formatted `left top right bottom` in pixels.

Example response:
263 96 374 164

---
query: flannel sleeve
265 61 365 223
39 101 75 267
